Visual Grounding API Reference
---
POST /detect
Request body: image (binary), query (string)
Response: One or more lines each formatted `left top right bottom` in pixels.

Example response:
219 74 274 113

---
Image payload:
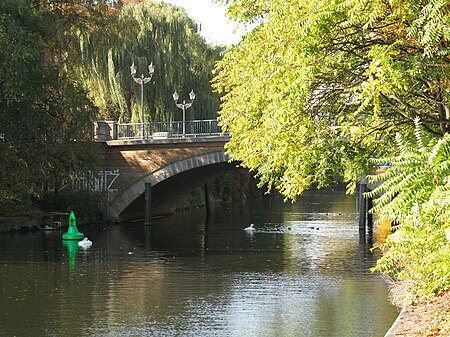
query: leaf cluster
72 1 223 123
213 0 450 199
0 0 100 214
368 119 450 295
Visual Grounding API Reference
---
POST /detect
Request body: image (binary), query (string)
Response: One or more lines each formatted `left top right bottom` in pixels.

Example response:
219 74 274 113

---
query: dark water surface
0 190 398 337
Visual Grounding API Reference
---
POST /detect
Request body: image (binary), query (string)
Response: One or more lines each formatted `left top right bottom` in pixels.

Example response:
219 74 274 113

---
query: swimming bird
78 237 92 248
244 224 256 233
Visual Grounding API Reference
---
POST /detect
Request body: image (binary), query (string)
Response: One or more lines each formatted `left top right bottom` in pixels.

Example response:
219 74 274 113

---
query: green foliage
73 1 223 123
368 118 450 221
368 119 450 295
0 0 100 215
42 190 103 222
215 0 450 295
213 0 450 199
0 0 223 215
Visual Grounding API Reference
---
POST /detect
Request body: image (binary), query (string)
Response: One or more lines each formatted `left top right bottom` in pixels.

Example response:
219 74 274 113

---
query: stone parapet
94 121 118 141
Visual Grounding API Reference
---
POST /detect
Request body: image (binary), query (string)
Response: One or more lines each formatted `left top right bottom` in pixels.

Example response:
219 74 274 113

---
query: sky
160 0 243 45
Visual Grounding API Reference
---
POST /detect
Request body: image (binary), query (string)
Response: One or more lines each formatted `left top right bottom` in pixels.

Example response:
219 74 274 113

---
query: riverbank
0 212 71 233
385 290 450 336
0 216 42 232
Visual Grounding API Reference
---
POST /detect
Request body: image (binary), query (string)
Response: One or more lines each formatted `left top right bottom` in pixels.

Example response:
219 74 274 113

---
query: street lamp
173 90 195 137
130 62 155 139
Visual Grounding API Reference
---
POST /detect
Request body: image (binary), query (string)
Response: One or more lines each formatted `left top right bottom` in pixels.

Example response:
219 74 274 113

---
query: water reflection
0 190 398 337
62 240 78 272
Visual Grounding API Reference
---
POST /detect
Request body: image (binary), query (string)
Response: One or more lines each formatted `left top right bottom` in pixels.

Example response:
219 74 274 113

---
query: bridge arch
109 150 231 221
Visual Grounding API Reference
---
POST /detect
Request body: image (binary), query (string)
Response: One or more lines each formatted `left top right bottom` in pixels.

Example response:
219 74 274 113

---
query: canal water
0 190 398 337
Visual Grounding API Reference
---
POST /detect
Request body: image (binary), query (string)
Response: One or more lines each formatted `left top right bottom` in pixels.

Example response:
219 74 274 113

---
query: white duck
78 237 92 248
244 224 256 233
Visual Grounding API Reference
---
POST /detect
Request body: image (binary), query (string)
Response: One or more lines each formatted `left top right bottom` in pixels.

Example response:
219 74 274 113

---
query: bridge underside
118 162 239 222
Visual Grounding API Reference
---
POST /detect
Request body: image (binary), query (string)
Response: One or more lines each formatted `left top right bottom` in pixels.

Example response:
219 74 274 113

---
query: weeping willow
74 1 223 123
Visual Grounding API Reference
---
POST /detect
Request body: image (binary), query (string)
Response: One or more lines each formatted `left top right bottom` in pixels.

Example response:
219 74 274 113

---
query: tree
368 119 450 295
213 0 450 198
0 0 224 215
0 0 100 214
73 1 223 123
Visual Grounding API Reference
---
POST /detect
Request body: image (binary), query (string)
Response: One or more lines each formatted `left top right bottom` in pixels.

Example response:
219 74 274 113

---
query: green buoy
62 211 84 240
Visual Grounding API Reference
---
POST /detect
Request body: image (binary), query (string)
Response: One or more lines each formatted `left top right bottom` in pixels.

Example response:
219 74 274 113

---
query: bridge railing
116 120 224 140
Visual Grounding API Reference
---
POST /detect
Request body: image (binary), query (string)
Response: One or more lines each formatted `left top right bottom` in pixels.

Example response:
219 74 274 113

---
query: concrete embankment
384 289 450 336
384 306 407 337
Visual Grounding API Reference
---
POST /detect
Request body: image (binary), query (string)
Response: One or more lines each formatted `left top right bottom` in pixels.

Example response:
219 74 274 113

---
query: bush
368 118 450 295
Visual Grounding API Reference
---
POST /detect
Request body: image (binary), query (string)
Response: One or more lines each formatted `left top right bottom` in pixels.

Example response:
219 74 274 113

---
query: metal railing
117 119 224 140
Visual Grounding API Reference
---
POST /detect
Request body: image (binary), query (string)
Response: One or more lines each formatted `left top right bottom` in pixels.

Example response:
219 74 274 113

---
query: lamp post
130 62 155 139
173 90 195 137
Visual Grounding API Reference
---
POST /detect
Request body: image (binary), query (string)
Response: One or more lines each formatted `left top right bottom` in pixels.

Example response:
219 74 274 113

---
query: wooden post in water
359 176 368 243
145 183 152 227
367 194 373 231
367 193 374 245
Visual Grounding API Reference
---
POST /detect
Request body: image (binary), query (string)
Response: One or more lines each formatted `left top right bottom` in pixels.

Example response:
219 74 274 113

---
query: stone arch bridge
100 135 236 222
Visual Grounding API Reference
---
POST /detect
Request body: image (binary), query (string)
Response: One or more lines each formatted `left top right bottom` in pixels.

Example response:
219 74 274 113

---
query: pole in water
358 177 367 242
145 183 152 226
62 211 84 240
367 195 374 230
144 220 151 251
